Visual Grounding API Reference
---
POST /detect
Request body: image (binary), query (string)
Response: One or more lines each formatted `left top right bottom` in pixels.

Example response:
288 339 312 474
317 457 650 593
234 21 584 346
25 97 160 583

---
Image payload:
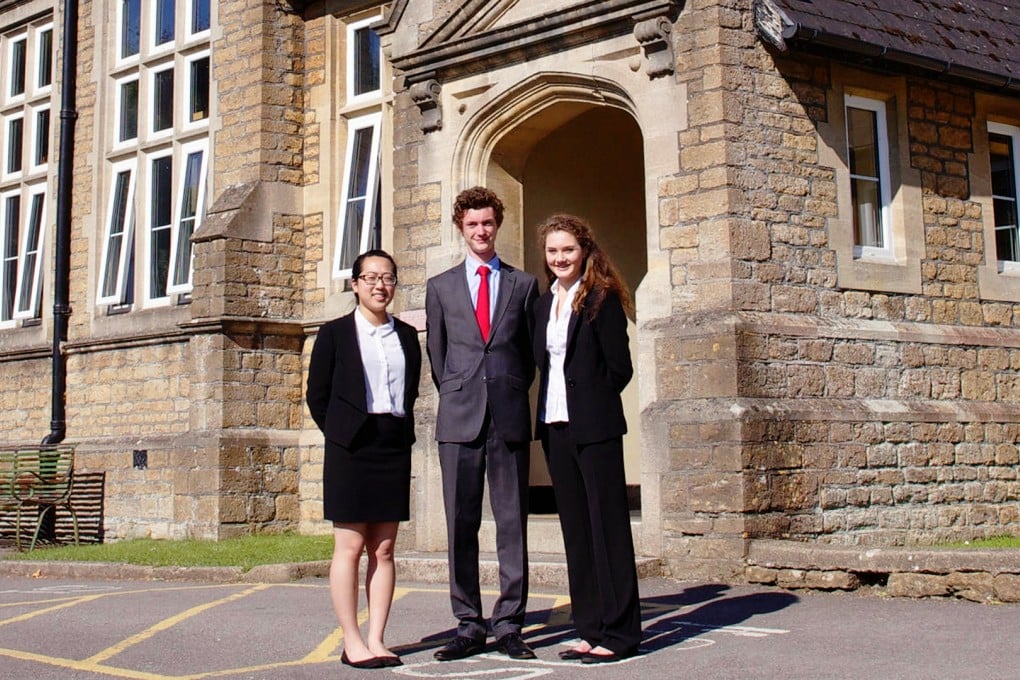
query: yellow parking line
0 646 170 680
83 584 270 665
301 586 412 662
0 594 107 628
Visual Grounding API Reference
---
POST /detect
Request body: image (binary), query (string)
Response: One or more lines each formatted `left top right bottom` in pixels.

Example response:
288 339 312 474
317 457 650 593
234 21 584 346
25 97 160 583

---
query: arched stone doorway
455 74 647 514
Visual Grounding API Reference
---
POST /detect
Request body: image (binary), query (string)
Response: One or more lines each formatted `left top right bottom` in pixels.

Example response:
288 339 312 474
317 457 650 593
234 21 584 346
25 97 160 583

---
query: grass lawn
1 533 333 572
939 536 1020 550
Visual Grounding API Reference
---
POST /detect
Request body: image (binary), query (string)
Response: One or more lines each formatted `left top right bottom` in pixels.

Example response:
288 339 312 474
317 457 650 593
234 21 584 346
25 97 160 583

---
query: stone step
390 551 663 589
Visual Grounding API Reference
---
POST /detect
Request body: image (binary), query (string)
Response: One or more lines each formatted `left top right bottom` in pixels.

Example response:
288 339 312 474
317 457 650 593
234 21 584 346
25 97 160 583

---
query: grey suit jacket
426 259 539 444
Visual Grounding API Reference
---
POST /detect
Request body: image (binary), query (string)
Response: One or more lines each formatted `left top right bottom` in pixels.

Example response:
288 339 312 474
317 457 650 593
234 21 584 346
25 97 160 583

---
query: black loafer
341 651 385 669
558 648 588 660
496 632 536 660
434 636 485 661
581 651 624 664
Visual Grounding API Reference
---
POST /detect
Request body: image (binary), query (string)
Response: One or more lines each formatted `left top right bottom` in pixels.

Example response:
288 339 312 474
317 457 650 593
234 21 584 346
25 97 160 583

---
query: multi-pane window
845 95 892 256
989 122 1020 263
335 15 384 280
0 20 54 326
100 1 211 309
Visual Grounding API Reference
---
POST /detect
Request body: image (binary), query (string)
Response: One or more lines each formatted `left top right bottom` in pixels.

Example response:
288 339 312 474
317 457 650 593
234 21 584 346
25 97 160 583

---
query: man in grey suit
426 186 539 661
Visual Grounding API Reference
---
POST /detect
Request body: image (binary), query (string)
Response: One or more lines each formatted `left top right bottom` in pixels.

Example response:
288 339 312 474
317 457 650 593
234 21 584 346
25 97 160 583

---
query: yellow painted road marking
83 584 270 665
0 593 107 627
302 585 412 662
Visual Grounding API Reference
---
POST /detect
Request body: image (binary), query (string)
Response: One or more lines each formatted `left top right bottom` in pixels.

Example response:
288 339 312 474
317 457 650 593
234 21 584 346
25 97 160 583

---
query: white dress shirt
354 308 407 417
464 254 501 322
542 279 581 424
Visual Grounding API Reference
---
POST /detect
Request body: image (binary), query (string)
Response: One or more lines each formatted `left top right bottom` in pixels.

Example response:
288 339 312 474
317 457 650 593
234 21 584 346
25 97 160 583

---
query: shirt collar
464 254 501 274
354 306 394 336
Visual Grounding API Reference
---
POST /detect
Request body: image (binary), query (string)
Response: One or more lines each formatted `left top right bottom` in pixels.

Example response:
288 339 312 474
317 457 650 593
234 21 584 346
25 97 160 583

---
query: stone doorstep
746 539 1020 603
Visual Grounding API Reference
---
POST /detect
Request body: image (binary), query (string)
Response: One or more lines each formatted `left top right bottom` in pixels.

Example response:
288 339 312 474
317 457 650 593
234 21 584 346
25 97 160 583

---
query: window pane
192 0 210 33
37 29 52 88
2 196 20 320
10 39 25 96
156 0 176 45
121 0 140 58
851 177 882 248
847 107 879 179
149 156 172 297
34 109 49 165
119 80 139 141
348 127 374 199
102 171 132 299
153 69 174 132
173 150 203 286
189 57 209 122
16 193 43 314
338 198 365 271
353 27 380 96
7 118 23 173
990 133 1016 199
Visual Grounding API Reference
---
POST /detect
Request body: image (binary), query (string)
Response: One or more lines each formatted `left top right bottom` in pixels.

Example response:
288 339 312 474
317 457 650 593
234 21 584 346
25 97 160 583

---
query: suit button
567 379 576 388
482 376 488 383
485 348 493 354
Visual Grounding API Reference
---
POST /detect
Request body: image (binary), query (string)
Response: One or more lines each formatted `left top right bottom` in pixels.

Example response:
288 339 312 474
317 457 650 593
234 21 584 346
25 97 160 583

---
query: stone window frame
0 17 53 328
100 0 211 312
975 93 1020 302
820 67 923 294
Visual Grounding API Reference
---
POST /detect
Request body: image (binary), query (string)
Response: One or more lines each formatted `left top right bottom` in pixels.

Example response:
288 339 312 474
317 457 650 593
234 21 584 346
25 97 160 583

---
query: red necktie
476 265 490 342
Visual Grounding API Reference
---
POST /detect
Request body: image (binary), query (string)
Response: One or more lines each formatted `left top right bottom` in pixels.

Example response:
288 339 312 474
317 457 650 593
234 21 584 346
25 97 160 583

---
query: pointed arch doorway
457 78 647 516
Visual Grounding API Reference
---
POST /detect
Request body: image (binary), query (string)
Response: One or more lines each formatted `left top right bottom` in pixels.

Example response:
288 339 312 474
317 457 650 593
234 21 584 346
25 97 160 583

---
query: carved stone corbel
633 16 675 79
409 79 442 133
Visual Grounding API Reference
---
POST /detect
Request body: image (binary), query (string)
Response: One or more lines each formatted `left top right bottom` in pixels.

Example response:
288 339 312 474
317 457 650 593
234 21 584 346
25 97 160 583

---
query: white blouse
542 279 581 424
354 308 407 417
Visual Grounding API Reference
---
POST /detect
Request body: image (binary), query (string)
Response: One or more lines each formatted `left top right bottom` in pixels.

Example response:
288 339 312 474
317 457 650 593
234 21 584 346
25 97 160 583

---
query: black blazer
533 287 633 445
306 311 422 448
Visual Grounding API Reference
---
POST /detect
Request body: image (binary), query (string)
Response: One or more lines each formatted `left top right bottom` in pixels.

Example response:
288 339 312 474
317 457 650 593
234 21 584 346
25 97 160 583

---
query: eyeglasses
356 273 397 287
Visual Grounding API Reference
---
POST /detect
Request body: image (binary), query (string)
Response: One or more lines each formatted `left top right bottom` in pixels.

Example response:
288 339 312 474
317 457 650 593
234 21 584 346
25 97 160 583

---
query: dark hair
537 214 633 320
351 249 398 283
453 186 504 229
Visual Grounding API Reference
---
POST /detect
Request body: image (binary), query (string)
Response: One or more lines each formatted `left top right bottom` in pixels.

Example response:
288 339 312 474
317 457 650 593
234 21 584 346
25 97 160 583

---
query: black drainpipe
42 0 78 446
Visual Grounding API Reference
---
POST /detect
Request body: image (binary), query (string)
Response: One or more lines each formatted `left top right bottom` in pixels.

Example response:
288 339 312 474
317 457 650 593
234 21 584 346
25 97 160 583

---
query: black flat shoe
378 655 403 667
341 651 385 669
496 632 536 660
434 636 485 661
558 648 589 660
581 651 624 664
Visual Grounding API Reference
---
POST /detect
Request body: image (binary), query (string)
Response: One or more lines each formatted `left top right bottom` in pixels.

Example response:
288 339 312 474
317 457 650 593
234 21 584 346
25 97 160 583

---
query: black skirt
323 413 411 523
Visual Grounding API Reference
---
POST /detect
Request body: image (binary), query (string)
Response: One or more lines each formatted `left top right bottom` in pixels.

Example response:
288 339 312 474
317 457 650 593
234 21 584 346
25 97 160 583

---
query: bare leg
329 523 374 663
364 521 400 658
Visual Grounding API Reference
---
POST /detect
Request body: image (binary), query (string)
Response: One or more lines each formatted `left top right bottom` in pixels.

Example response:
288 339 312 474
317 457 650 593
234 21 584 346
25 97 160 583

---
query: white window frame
989 121 1020 273
845 94 893 260
186 0 211 40
143 149 174 306
29 105 50 172
333 112 381 279
345 15 382 105
6 32 26 103
117 0 142 65
97 160 138 306
182 49 210 132
167 138 208 295
149 62 175 139
150 0 177 54
33 23 53 95
114 74 140 148
12 186 46 320
0 189 19 326
3 112 24 180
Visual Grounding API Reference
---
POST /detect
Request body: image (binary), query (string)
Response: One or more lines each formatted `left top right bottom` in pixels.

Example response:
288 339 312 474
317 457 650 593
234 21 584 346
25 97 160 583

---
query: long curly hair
537 214 633 320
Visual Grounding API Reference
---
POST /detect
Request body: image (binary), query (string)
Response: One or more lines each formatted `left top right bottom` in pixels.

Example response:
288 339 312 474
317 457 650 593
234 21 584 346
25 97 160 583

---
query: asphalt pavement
0 572 1016 679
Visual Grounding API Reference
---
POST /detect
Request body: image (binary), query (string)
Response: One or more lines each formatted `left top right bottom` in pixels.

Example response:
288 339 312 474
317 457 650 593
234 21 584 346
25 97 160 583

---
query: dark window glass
122 0 140 58
38 29 52 87
846 106 883 249
990 132 1019 262
338 127 375 270
150 156 172 297
120 80 139 141
10 39 26 96
153 69 174 132
2 195 20 320
102 171 132 299
189 57 209 122
7 117 23 173
192 0 210 33
173 150 203 286
353 27 380 96
156 0 176 45
17 193 44 314
34 109 49 165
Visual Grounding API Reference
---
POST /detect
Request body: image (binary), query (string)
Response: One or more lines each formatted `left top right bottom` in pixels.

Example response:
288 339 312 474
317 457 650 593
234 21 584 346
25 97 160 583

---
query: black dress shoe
434 636 485 661
496 632 536 660
341 651 385 669
558 648 588 660
378 655 402 667
581 651 624 664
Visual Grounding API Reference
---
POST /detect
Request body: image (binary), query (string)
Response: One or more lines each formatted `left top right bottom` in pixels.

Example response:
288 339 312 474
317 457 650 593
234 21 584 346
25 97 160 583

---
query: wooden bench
0 447 79 551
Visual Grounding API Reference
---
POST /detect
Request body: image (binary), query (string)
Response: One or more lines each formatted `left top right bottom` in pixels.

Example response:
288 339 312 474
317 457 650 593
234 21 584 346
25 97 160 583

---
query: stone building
0 0 1018 581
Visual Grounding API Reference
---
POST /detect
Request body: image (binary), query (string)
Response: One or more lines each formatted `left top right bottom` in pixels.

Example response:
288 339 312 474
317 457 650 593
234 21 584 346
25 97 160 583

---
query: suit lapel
339 313 369 412
489 263 517 341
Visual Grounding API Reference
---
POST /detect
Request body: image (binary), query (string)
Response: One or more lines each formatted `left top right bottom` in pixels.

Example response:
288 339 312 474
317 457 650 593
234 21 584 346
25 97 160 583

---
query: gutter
42 0 78 445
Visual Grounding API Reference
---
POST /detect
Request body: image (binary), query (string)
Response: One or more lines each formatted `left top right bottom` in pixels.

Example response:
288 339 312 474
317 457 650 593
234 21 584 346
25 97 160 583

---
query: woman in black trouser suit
532 214 641 663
